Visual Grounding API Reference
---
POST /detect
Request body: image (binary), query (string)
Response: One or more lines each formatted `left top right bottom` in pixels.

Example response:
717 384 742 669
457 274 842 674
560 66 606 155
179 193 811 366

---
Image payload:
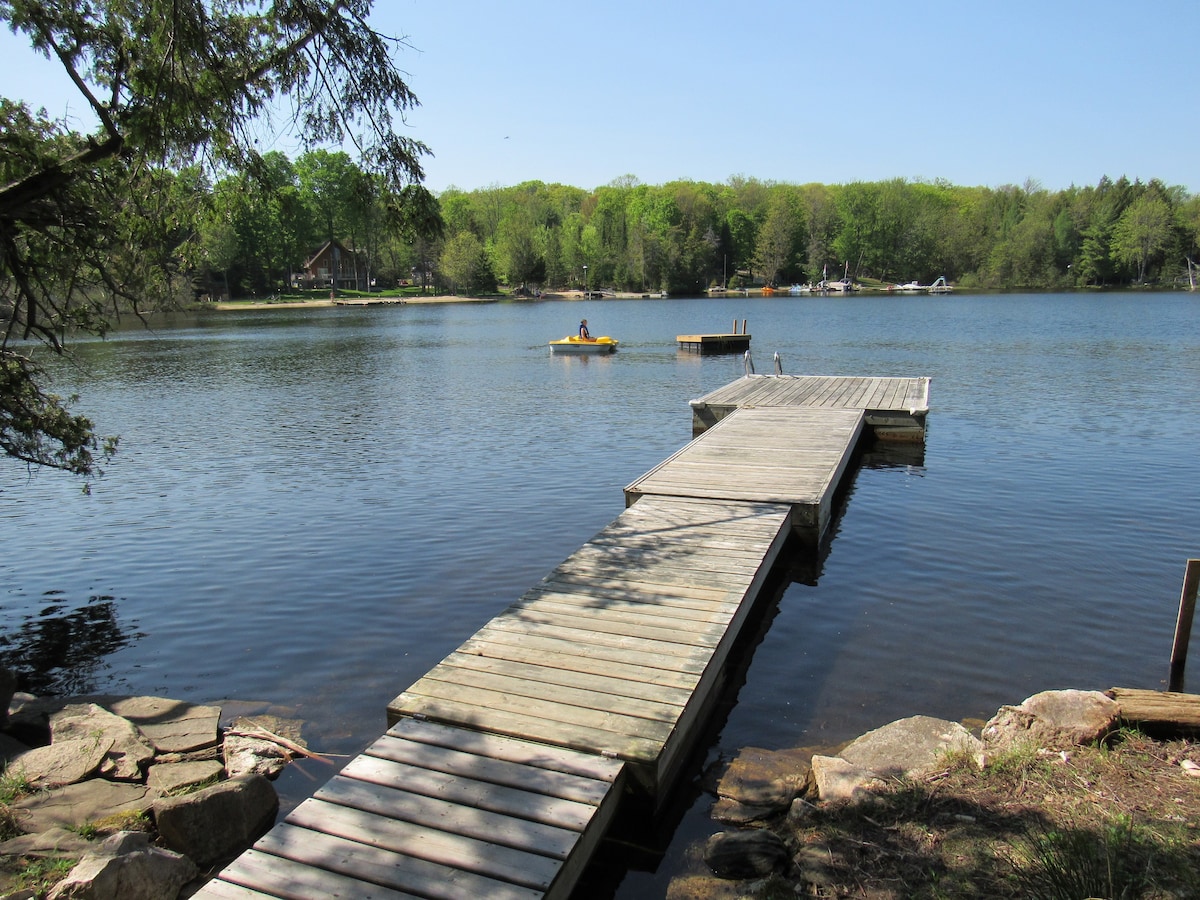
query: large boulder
46 831 197 900
982 689 1120 753
839 715 983 778
703 829 789 879
153 773 278 868
712 746 811 824
807 755 884 802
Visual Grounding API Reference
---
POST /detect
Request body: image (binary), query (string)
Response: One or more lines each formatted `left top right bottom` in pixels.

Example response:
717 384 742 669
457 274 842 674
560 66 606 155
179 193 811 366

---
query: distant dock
195 373 931 900
676 318 751 353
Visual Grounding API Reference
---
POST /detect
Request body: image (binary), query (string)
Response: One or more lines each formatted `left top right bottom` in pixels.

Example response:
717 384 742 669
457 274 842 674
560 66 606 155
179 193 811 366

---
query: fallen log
1107 687 1200 738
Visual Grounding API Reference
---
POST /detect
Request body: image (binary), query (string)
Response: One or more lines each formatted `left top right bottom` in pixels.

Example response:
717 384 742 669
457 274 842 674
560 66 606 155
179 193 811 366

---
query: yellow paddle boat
548 335 619 354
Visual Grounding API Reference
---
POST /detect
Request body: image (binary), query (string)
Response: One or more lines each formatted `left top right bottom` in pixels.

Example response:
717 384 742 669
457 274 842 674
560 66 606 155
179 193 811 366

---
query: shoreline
210 294 502 311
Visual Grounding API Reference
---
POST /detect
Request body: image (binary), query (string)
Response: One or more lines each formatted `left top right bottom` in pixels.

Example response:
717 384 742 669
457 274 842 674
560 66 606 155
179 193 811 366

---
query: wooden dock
690 374 930 439
676 318 751 353
625 407 864 542
194 373 929 900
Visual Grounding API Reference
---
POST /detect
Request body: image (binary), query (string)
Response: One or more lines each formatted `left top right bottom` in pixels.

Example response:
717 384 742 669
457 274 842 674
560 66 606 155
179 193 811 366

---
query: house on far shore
291 239 370 292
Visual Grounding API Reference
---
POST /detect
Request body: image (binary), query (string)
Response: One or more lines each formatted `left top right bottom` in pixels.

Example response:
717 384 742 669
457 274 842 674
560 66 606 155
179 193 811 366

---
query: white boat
788 284 811 295
890 281 926 292
928 276 953 294
548 335 619 354
707 286 727 295
823 280 852 292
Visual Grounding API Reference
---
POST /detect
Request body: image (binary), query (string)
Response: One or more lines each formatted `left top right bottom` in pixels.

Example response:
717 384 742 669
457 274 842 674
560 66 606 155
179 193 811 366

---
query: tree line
189 162 1200 298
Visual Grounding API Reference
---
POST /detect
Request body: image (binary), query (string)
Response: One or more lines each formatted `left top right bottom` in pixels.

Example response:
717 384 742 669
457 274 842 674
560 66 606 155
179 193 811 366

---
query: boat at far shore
548 335 619 354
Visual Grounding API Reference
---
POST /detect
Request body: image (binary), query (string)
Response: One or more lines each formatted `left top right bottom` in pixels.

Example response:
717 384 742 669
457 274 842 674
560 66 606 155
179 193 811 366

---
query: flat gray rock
11 780 153 834
49 703 154 781
147 760 224 795
839 715 982 778
107 696 222 754
8 736 114 788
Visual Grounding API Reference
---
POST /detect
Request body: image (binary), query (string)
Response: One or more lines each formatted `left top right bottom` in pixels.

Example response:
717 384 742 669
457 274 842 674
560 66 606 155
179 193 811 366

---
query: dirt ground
673 732 1200 899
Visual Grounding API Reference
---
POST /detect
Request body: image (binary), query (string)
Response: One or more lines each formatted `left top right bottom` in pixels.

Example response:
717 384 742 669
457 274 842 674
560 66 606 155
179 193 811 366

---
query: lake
3 291 1199 896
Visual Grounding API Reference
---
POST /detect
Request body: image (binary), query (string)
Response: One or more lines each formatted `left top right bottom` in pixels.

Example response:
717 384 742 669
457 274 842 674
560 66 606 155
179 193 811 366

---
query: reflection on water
2 293 1199 897
0 593 141 696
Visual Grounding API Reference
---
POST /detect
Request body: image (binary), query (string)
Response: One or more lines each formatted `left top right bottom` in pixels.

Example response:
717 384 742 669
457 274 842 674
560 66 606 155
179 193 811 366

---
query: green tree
1112 193 1174 283
1 0 434 476
752 194 799 286
440 231 495 295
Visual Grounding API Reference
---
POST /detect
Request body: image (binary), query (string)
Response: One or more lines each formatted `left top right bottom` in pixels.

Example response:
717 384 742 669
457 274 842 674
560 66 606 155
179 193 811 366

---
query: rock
703 829 789 879
11 780 154 835
715 746 811 807
153 773 278 868
106 697 221 754
839 715 983 778
46 831 197 900
710 796 781 825
223 733 291 780
808 755 884 802
48 704 155 781
146 760 224 795
982 689 1120 752
0 827 97 859
8 736 115 788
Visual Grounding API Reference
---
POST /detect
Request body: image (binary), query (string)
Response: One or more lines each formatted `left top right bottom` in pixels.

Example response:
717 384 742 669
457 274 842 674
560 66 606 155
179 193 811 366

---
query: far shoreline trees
216 168 1193 300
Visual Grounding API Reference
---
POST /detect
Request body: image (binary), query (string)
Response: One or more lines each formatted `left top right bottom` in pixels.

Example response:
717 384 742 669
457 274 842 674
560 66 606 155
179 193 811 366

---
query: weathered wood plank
314 775 582 856
462 625 709 677
253 825 544 900
358 733 615 805
1109 687 1200 736
396 680 677 745
217 848 423 900
439 650 694 707
286 798 563 889
189 879 281 900
390 693 665 762
419 660 684 723
455 632 704 691
384 717 624 783
339 754 601 831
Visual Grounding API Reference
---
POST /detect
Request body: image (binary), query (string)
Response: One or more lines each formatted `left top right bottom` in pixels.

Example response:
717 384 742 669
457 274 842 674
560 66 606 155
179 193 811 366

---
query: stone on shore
106 697 221 754
145 759 224 795
153 773 278 868
12 780 154 834
48 704 155 781
712 746 812 824
703 829 788 879
838 714 984 778
46 831 197 900
8 736 114 788
982 688 1120 753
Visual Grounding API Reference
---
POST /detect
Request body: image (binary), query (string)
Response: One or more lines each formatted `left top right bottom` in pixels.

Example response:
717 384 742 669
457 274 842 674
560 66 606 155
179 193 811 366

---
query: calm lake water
3 292 1199 895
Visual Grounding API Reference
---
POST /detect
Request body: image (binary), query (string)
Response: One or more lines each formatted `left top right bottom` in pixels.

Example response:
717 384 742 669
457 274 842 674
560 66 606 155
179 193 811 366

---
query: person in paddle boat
579 319 595 341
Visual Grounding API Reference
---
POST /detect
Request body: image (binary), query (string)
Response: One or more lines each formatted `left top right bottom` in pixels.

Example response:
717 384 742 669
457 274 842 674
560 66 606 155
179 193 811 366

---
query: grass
712 731 1200 899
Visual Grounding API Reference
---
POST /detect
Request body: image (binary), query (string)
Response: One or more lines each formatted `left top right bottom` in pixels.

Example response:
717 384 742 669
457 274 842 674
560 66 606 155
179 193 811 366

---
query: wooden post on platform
1168 559 1200 692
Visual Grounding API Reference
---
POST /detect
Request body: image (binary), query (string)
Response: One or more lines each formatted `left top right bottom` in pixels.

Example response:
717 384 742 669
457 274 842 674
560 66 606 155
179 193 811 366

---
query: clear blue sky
4 0 1195 194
